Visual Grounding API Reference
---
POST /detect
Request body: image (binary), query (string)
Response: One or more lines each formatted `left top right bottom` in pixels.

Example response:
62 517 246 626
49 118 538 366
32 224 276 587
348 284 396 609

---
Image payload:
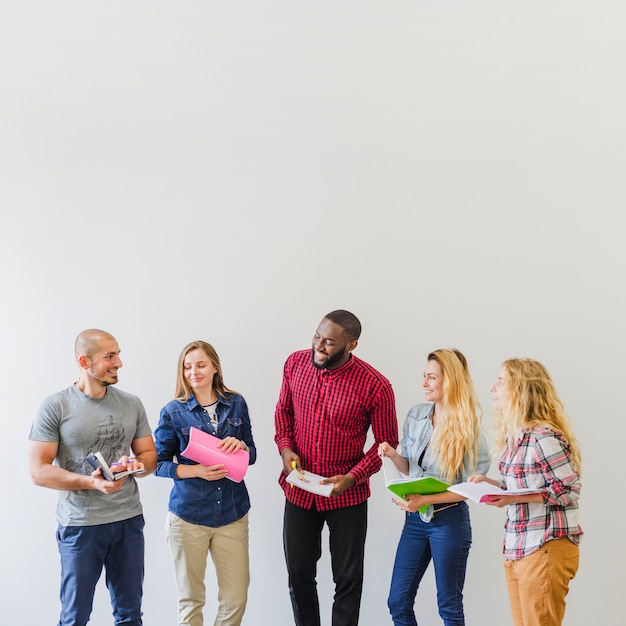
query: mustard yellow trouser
504 537 579 626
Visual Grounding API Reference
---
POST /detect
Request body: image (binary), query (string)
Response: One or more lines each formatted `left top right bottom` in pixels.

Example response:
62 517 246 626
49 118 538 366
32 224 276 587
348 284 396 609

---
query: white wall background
1 2 624 624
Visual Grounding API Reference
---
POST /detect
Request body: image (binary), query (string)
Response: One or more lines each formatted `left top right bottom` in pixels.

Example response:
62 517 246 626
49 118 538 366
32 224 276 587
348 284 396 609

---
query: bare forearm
175 462 228 481
131 435 157 476
387 449 409 474
31 464 94 491
378 442 409 474
514 492 544 504
135 450 157 476
419 491 466 506
176 463 200 479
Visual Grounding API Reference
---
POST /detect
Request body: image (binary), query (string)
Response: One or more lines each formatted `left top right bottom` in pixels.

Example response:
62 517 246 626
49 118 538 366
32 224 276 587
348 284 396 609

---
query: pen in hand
290 460 296 488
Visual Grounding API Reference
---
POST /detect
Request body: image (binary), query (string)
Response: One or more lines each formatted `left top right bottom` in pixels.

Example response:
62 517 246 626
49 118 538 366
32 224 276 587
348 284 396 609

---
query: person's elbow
29 461 49 487
28 441 57 487
29 467 40 486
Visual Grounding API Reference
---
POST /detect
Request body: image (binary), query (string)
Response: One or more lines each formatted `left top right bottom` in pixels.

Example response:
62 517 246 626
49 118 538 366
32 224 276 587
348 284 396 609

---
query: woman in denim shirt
379 349 490 626
154 340 257 626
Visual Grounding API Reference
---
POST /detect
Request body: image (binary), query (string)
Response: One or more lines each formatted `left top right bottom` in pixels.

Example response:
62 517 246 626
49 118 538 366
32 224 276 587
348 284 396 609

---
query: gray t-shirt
29 384 153 527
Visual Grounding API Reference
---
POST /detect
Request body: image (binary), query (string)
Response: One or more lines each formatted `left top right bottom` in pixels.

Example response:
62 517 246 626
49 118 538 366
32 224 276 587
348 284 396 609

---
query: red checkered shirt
274 349 398 511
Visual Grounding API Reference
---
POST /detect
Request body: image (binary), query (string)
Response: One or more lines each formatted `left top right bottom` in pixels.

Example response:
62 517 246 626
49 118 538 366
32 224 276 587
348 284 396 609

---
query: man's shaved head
75 329 116 361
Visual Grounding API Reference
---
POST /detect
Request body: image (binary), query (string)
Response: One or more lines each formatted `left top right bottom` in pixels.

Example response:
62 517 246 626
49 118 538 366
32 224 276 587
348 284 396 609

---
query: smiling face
83 337 122 387
422 358 444 403
183 348 218 394
311 317 357 370
490 366 508 411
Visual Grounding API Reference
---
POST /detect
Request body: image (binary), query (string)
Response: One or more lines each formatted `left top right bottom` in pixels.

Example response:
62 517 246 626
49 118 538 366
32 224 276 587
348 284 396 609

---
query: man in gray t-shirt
28 329 156 626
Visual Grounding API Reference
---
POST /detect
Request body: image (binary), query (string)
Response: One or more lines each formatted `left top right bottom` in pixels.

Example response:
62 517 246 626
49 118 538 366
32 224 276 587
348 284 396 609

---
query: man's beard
88 369 117 387
311 346 346 370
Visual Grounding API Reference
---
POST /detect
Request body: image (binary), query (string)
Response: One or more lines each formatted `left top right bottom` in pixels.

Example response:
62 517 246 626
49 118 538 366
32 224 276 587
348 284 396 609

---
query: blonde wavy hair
494 358 582 475
429 349 483 483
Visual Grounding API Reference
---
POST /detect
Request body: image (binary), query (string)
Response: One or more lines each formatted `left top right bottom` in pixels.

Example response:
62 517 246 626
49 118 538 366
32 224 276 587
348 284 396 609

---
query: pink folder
181 427 250 483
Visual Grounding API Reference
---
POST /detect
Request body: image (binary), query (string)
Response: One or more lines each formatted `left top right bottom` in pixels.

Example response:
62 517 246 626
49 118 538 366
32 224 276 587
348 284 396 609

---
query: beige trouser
166 511 250 626
504 537 579 626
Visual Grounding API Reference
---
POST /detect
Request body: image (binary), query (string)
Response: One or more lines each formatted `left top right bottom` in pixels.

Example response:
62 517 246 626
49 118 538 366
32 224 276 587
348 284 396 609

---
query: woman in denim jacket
154 340 257 626
378 349 490 626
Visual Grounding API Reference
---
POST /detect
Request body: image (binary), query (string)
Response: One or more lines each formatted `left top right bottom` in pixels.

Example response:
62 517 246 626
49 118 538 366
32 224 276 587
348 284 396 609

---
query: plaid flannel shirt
274 349 398 511
499 426 583 560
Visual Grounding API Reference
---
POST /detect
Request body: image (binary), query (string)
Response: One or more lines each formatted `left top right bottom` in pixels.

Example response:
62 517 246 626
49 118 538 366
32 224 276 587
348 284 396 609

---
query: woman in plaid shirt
470 358 582 626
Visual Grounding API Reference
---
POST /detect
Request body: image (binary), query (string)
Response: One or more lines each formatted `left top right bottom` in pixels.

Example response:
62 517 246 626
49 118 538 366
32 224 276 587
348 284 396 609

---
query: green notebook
386 476 450 513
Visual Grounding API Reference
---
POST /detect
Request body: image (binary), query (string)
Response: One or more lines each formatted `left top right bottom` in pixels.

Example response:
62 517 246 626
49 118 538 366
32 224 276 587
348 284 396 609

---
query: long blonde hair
429 349 483 483
494 358 582 475
174 340 236 402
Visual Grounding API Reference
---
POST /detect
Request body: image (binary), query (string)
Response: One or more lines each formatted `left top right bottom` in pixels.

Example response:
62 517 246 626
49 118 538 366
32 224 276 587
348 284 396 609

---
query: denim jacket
401 402 490 481
401 402 491 522
154 393 257 528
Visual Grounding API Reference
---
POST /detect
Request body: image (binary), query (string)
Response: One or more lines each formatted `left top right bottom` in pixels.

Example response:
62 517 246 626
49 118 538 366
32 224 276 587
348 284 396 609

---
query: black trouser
283 500 368 626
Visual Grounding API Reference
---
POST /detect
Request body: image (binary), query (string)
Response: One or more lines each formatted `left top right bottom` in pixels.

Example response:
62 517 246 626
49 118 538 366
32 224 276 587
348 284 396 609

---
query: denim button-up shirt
401 402 491 482
154 393 256 528
401 402 491 522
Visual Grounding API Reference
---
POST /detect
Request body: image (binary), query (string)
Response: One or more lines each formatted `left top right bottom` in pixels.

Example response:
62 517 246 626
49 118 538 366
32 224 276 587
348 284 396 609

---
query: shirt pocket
180 424 214 451
224 416 243 438
402 435 418 459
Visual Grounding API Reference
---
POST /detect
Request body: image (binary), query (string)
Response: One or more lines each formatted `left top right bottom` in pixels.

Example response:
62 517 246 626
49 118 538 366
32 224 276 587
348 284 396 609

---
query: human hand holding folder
181 427 249 483
381 456 449 514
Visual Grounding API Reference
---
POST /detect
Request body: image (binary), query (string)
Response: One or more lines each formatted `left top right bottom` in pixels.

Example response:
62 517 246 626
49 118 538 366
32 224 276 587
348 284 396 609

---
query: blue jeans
56 514 145 626
388 503 471 626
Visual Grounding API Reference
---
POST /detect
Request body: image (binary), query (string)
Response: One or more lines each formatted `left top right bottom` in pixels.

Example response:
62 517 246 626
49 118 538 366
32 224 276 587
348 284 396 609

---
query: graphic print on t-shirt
81 416 127 472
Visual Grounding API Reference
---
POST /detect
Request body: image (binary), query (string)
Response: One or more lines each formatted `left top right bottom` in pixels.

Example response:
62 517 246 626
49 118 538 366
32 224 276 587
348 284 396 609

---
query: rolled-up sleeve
535 435 581 507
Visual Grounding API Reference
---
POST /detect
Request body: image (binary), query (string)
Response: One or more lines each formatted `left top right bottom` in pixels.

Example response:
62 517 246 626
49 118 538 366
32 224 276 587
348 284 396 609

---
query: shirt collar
188 393 231 408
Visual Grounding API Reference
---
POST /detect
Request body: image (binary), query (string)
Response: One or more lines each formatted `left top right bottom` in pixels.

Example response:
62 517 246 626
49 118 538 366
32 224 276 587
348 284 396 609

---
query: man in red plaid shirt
275 310 398 626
